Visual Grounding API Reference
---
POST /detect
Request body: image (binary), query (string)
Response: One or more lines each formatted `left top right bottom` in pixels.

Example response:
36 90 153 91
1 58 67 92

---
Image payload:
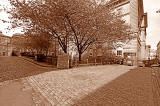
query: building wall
145 45 151 60
82 0 147 65
0 33 12 56
12 33 26 56
109 0 147 65
157 42 160 60
150 49 156 59
130 0 139 31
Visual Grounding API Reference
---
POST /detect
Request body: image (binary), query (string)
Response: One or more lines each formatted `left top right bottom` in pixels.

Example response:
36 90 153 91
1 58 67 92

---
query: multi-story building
85 0 148 65
150 49 156 60
157 41 160 60
0 31 12 56
107 0 148 65
145 45 151 60
12 33 26 56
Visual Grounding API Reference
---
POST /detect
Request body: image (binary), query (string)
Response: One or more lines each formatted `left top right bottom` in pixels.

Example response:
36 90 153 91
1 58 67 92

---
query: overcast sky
0 0 160 49
143 0 160 50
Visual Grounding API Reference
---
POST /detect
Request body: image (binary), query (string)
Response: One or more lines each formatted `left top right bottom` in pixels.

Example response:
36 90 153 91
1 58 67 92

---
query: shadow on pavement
71 68 153 106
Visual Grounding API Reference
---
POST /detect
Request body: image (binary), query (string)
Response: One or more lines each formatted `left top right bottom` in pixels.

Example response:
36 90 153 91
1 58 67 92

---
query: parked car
151 63 159 67
138 61 145 67
126 60 133 66
126 56 133 66
143 60 151 67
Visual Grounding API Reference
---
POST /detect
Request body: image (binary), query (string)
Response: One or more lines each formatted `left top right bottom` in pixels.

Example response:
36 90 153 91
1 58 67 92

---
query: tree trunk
79 52 82 62
57 37 67 54
64 49 67 54
45 49 48 56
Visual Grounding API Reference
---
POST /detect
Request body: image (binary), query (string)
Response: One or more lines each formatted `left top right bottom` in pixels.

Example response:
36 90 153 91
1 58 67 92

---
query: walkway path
0 56 57 106
0 79 34 106
1 56 159 106
151 67 160 106
26 65 136 106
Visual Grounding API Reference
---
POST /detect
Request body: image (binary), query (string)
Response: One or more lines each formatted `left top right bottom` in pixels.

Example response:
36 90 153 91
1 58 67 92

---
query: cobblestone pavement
0 56 56 82
72 67 155 106
151 67 160 106
1 56 159 106
26 65 137 106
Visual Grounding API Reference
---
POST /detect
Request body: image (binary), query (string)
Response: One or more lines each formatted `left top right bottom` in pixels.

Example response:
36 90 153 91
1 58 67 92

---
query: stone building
0 31 12 56
157 41 160 60
85 0 148 65
145 45 151 60
12 33 27 56
150 49 156 60
107 0 148 65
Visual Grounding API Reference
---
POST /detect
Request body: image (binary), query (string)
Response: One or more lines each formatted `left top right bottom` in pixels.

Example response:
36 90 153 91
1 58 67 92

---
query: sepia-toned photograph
0 0 160 105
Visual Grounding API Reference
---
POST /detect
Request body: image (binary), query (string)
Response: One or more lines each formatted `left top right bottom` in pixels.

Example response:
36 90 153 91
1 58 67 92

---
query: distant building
12 33 26 56
157 41 160 59
150 49 156 60
145 45 151 60
12 33 58 56
0 31 12 56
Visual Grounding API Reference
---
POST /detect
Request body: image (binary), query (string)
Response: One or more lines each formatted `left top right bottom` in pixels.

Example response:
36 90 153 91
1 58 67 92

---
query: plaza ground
0 56 160 106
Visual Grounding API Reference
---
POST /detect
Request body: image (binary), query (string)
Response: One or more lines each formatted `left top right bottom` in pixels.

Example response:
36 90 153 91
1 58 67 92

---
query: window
117 50 122 56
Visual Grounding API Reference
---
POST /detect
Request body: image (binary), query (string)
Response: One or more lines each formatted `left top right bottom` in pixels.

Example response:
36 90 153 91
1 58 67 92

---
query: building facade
108 0 148 65
157 41 160 60
12 33 27 56
150 49 156 60
145 45 151 60
0 32 12 56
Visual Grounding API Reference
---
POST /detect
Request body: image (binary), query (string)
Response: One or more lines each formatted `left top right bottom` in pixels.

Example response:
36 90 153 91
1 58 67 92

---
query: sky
143 0 160 50
0 0 160 49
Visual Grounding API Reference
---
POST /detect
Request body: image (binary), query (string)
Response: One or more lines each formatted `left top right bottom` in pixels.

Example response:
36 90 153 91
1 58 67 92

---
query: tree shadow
71 68 153 106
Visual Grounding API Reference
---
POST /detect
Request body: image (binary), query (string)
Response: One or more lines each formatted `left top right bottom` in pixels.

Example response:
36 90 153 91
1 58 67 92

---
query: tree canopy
7 0 133 61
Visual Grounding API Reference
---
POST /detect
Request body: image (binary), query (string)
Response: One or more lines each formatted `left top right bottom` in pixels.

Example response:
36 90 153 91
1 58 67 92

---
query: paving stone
1 57 158 106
